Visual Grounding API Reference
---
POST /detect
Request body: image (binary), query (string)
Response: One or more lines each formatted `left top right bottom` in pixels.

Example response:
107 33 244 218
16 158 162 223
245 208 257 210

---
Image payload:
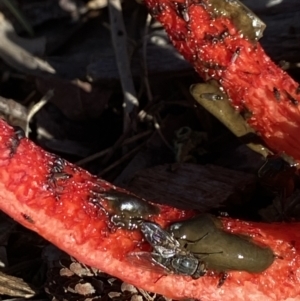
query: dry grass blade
76 130 152 166
25 90 54 137
0 13 53 75
98 140 147 177
1 0 34 37
141 13 153 103
108 0 139 132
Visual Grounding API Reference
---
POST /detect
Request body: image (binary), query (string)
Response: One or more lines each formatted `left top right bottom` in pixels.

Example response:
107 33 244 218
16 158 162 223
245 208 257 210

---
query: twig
153 115 174 152
0 13 53 75
75 130 152 166
101 128 131 166
25 90 54 137
98 141 146 177
1 0 34 37
108 0 139 133
22 90 37 105
141 14 153 102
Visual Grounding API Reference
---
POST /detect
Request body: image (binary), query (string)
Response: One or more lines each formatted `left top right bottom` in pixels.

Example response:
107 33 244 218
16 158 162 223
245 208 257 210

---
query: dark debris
0 0 300 300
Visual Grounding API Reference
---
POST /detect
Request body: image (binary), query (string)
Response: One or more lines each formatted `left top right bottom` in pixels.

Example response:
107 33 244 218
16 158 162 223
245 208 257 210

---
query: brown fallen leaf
127 163 256 210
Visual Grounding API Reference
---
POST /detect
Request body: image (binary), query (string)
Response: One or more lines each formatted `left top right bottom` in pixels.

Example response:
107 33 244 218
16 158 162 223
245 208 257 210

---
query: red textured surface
0 3 300 300
1 119 300 300
145 0 300 163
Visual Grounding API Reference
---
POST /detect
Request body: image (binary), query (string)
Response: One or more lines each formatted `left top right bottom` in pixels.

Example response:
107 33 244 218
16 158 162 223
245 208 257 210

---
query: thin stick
1 0 34 37
101 128 131 166
75 130 152 166
98 142 146 177
22 90 37 105
108 0 139 133
141 14 153 102
25 90 54 137
153 116 174 152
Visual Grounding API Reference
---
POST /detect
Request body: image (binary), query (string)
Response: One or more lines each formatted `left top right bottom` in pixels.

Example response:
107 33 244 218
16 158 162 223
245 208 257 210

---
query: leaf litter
0 0 300 300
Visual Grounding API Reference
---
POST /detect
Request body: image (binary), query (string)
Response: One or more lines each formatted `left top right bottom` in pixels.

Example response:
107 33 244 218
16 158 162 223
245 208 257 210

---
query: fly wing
126 251 172 275
141 221 179 257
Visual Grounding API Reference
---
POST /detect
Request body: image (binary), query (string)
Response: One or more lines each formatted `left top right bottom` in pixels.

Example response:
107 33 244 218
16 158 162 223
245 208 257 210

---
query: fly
129 221 219 279
141 222 180 258
130 216 274 285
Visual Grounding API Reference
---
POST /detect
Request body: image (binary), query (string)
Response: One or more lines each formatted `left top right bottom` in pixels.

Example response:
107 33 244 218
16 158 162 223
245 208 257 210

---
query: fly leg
217 272 228 287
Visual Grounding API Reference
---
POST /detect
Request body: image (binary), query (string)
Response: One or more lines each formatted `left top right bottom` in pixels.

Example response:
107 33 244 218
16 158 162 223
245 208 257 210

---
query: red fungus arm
0 120 300 301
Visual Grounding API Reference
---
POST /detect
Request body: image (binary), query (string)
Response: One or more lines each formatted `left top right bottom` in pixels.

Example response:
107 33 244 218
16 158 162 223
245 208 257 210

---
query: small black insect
285 91 299 106
48 157 72 198
174 1 188 21
51 157 66 173
273 87 281 101
21 213 34 224
9 126 25 156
